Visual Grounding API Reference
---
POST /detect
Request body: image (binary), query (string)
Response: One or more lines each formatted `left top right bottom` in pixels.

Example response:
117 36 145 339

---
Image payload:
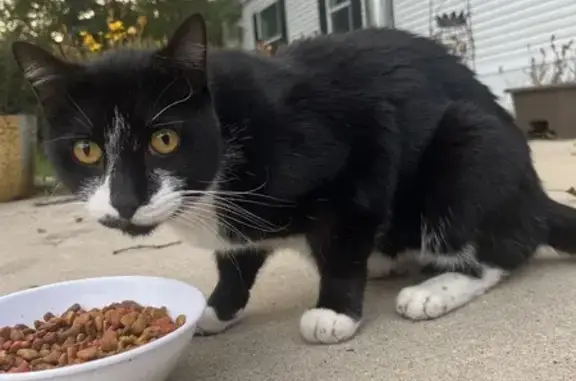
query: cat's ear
12 41 78 102
154 13 207 87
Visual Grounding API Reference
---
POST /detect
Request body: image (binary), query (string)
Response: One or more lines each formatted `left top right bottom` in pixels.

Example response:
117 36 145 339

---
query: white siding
285 0 323 40
393 0 433 36
241 0 322 50
394 0 576 112
472 0 576 111
240 0 372 50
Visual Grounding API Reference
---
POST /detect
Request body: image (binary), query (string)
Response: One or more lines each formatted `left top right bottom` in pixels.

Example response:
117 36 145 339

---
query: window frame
325 0 353 33
318 0 363 35
253 1 286 46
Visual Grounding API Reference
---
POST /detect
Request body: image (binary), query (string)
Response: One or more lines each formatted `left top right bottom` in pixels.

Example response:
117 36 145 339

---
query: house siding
241 0 322 50
394 0 576 111
241 0 372 50
393 0 432 36
240 0 576 111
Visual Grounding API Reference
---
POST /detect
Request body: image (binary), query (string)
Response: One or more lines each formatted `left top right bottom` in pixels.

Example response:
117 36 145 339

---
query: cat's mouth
99 216 156 237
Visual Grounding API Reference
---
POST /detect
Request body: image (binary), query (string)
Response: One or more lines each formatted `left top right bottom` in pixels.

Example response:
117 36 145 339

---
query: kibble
0 301 187 373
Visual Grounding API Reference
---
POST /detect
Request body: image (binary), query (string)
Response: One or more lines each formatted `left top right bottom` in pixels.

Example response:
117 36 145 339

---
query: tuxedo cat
13 14 576 345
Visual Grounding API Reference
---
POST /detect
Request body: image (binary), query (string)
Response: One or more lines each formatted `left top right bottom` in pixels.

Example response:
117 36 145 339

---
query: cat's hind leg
396 100 546 320
396 246 506 320
396 215 543 321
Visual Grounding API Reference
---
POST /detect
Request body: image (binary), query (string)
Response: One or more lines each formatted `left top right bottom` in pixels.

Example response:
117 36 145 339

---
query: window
252 0 287 53
318 0 363 34
327 0 352 33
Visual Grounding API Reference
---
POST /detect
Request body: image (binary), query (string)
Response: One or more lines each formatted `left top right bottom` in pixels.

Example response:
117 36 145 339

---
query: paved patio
1 140 576 380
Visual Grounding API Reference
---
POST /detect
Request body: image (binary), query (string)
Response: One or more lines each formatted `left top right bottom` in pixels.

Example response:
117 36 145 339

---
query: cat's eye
150 129 180 155
72 140 103 165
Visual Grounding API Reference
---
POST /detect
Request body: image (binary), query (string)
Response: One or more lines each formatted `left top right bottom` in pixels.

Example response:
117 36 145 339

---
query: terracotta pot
0 114 37 202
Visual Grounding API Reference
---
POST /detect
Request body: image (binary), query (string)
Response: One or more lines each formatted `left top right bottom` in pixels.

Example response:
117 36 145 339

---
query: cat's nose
115 203 139 220
110 194 140 220
108 161 148 220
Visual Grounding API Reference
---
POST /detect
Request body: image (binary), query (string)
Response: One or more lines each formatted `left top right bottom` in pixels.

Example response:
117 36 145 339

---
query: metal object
365 0 395 28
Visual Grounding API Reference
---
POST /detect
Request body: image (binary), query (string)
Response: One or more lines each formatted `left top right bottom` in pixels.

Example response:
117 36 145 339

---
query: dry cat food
0 301 186 373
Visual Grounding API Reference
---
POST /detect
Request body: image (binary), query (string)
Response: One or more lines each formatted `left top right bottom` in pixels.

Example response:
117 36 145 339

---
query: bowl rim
0 275 206 380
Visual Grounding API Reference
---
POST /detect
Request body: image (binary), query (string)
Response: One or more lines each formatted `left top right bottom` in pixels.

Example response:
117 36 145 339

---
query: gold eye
73 140 103 165
150 129 180 155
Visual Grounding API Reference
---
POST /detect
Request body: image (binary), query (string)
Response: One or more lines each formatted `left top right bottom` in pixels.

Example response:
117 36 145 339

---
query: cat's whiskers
47 182 72 199
43 135 86 145
149 79 194 124
211 197 286 233
180 187 293 205
37 200 84 210
198 176 237 185
170 209 222 244
186 180 265 195
179 201 254 243
181 197 284 234
66 95 94 129
210 193 290 208
172 205 254 275
72 115 93 132
150 120 187 128
170 211 244 283
150 78 177 119
182 190 288 208
179 205 254 244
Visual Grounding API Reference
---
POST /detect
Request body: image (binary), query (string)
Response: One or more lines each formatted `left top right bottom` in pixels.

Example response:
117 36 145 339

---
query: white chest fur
167 218 311 255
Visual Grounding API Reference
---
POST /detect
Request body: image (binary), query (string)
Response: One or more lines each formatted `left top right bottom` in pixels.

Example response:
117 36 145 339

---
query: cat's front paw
195 306 244 336
299 308 361 344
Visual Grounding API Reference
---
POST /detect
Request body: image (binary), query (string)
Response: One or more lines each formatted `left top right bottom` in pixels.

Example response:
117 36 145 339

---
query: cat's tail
547 197 576 253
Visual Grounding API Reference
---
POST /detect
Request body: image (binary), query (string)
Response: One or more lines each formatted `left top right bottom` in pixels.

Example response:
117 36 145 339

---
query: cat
12 13 576 345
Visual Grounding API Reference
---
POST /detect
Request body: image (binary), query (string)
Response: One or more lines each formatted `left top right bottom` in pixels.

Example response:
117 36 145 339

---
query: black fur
12 14 576 342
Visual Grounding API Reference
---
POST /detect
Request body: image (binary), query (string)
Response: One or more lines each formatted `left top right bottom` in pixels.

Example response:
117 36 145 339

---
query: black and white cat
13 14 576 345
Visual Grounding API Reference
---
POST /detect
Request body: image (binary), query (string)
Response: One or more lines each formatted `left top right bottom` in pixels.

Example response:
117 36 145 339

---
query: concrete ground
2 140 576 381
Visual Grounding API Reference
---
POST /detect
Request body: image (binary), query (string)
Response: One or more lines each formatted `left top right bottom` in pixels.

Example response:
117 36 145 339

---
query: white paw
396 286 452 320
299 308 360 344
396 269 505 321
195 306 243 335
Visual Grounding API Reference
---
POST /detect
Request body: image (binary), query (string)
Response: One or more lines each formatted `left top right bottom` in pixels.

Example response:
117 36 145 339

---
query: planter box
0 114 37 202
507 83 576 139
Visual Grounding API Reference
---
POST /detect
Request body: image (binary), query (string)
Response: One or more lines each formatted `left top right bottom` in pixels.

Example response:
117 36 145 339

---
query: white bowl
0 276 206 381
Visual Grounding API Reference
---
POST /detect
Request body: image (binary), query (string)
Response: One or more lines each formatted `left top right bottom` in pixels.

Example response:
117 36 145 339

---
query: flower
107 20 124 33
68 15 155 55
88 42 103 52
80 32 102 52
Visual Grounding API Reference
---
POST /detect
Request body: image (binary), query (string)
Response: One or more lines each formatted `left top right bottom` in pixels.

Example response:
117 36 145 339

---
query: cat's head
13 14 223 236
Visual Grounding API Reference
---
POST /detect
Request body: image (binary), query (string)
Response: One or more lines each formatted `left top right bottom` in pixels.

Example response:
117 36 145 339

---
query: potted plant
0 31 39 202
506 35 576 140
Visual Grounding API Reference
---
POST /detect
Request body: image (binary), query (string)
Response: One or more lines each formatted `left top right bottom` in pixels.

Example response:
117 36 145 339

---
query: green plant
59 15 163 61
